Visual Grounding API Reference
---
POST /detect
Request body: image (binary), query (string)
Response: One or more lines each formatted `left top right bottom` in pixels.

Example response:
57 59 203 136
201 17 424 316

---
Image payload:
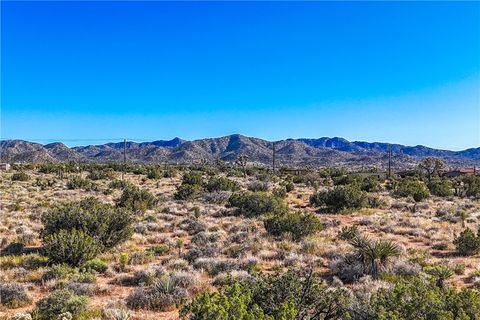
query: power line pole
122 139 126 180
272 141 276 174
387 144 392 178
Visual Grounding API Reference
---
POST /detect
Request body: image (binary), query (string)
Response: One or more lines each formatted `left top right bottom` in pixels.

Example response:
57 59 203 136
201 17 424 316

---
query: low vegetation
0 158 479 319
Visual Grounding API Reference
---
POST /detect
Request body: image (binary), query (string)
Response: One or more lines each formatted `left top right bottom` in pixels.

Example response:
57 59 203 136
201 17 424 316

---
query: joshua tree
236 154 249 178
458 210 469 228
175 238 184 256
419 157 445 183
350 235 401 279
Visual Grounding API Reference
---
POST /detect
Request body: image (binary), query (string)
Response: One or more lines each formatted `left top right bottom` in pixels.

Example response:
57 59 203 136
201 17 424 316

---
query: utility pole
122 139 126 180
272 141 276 174
387 144 392 178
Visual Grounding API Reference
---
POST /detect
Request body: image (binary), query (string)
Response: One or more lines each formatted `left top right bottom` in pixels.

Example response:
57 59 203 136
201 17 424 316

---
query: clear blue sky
1 1 479 150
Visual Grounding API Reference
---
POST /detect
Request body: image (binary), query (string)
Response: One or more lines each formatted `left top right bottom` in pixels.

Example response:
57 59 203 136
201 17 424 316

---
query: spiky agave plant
350 235 401 279
425 265 453 289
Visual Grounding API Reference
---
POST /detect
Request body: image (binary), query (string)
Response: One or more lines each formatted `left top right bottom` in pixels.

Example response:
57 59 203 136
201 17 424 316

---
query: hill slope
1 135 479 169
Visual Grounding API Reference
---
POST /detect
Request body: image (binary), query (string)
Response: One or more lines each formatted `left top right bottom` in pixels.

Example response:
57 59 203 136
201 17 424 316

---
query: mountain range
1 135 479 169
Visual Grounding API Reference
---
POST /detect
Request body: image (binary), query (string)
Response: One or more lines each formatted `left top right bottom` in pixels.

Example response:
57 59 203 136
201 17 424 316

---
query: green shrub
393 178 430 202
310 184 367 212
180 283 283 320
87 169 115 180
367 277 480 319
333 174 357 186
461 175 480 199
182 171 203 186
108 179 131 189
264 212 323 241
34 289 88 320
162 167 176 178
181 269 351 320
0 282 30 308
41 264 76 282
42 197 134 250
428 178 453 197
174 184 201 201
0 253 48 270
11 172 30 181
284 181 294 193
204 177 240 192
82 258 108 273
147 244 171 256
116 186 156 213
453 228 480 256
44 229 101 266
66 176 92 190
147 167 163 179
272 187 287 199
360 176 381 192
227 192 287 218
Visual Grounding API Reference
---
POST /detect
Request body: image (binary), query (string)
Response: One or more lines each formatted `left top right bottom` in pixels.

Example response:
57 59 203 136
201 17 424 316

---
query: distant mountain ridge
1 135 479 169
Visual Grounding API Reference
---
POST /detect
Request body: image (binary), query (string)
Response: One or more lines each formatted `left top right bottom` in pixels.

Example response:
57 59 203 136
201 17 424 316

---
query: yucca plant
104 308 131 320
349 235 401 279
425 265 453 289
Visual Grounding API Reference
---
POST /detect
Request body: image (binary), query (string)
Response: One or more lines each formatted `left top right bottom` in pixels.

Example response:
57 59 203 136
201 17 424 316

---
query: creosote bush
116 185 156 213
227 192 287 218
393 178 430 202
453 228 480 256
264 212 323 241
34 289 88 320
44 229 101 266
66 176 92 190
428 178 453 197
174 171 204 201
42 197 134 266
181 269 350 320
310 184 367 212
461 175 480 199
11 172 30 181
175 184 201 201
204 176 240 192
0 282 31 308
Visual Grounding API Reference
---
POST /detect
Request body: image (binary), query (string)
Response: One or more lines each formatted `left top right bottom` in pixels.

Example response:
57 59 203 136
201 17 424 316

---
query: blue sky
1 1 479 149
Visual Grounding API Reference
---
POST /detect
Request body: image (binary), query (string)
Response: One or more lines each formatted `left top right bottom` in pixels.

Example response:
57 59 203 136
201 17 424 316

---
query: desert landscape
3 1 479 319
1 157 479 319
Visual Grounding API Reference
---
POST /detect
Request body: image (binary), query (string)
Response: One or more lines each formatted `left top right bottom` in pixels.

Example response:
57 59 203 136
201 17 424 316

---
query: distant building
280 168 310 175
442 167 477 178
0 163 11 171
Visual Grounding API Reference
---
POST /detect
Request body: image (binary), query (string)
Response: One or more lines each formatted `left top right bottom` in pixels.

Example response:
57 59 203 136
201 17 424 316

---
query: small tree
419 157 445 183
236 154 249 178
453 228 480 256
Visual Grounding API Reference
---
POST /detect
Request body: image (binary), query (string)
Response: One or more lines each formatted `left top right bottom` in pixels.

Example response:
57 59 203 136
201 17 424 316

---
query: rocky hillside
1 135 479 169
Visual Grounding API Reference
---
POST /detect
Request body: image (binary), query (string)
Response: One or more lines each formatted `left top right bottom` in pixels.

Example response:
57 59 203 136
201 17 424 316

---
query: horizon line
1 134 478 152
